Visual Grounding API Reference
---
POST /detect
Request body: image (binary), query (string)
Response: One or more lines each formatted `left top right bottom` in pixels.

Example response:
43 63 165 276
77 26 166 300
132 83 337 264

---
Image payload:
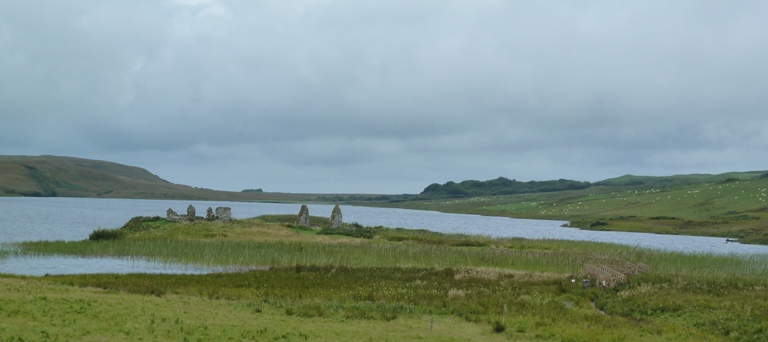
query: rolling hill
382 171 768 244
0 155 312 202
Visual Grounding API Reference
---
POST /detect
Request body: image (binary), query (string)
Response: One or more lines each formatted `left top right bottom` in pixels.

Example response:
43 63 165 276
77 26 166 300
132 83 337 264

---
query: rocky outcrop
297 204 310 226
329 204 342 228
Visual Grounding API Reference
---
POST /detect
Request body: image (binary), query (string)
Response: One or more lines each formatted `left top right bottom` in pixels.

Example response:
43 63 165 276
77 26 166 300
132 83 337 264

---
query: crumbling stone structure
215 207 232 222
186 205 196 222
329 204 342 228
167 208 183 221
297 204 310 226
166 205 232 222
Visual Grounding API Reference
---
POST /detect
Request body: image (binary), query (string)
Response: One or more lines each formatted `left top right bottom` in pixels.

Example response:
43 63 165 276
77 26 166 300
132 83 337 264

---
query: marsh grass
14 217 768 279
9 216 768 340
0 277 510 341
23 265 766 340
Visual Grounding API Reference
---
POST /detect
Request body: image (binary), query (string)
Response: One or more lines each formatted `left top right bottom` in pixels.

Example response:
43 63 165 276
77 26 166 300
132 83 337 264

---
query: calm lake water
2 197 767 275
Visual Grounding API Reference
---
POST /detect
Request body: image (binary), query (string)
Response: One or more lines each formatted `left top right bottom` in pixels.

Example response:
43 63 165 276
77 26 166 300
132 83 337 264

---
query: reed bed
15 237 768 279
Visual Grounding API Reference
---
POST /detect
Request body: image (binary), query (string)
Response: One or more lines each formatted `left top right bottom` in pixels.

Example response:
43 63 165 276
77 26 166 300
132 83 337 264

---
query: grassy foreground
3 216 768 341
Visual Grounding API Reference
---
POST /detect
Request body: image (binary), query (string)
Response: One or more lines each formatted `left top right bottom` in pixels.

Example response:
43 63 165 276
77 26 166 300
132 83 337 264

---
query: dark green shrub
295 302 326 318
343 307 376 320
317 226 377 239
589 221 608 228
491 319 506 333
650 216 678 220
88 228 124 241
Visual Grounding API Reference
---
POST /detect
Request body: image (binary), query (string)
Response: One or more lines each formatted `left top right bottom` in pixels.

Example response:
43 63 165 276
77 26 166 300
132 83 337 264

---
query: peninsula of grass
3 215 768 341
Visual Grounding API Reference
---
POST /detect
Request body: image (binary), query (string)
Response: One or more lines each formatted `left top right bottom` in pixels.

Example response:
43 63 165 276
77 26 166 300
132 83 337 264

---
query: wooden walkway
584 261 649 287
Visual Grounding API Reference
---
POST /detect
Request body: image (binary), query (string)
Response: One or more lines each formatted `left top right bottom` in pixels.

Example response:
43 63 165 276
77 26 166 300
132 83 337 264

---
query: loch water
2 197 767 275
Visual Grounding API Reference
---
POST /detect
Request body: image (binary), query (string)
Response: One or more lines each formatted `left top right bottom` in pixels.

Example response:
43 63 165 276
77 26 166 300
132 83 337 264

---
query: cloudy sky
1 1 767 194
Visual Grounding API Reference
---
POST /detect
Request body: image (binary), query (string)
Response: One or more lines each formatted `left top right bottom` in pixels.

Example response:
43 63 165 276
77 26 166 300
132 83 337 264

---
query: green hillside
381 172 768 244
419 177 591 198
0 155 313 202
594 172 767 187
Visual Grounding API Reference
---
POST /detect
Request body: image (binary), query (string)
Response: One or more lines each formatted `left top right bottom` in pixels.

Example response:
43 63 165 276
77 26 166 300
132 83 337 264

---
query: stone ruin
166 204 231 222
297 204 310 226
329 204 343 228
186 204 196 221
166 208 182 221
215 207 232 222
295 204 343 228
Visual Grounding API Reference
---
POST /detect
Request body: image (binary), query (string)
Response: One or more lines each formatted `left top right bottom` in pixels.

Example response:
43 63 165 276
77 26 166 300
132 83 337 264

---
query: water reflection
0 255 254 276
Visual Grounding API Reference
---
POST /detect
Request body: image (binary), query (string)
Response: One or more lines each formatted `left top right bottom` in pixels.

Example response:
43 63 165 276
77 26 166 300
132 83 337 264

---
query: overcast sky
2 1 767 194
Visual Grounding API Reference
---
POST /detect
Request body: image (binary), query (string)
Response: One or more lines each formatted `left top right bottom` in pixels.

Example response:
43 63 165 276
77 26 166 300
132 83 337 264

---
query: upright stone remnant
167 208 181 222
186 205 196 222
329 204 342 228
215 207 232 222
166 205 231 222
297 205 310 226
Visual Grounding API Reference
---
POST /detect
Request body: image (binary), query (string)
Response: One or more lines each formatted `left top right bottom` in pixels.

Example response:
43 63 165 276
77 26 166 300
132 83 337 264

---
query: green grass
3 265 765 341
5 216 768 340
0 277 507 341
379 177 768 244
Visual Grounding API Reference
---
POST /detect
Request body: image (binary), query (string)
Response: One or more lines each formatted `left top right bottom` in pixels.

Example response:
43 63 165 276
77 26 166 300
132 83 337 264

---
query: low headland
3 208 768 341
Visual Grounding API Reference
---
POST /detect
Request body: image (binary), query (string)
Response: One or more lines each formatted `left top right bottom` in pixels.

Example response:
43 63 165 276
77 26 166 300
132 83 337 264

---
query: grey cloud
2 1 768 193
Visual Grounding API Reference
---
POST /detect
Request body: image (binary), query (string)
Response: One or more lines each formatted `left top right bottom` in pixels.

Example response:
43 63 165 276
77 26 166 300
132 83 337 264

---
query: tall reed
15 238 768 278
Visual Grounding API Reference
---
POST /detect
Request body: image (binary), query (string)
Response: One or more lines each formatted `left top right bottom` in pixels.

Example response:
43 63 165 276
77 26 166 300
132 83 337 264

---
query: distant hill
594 172 768 187
0 155 312 202
419 177 591 198
415 172 768 200
5 154 768 209
386 170 768 244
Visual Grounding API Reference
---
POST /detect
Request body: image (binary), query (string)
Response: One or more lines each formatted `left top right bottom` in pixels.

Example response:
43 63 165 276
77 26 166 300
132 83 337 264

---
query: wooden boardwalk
584 261 649 287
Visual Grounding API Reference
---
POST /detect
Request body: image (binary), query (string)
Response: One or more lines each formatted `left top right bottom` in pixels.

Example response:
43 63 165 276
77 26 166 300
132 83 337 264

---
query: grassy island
2 215 768 341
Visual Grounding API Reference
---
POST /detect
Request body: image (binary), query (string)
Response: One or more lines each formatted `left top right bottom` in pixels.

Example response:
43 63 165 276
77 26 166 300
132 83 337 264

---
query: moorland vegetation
3 215 768 341
381 172 768 245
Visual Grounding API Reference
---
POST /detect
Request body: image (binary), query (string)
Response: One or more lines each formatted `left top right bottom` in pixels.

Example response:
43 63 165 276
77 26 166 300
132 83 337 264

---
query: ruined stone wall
166 208 184 222
297 204 310 226
186 205 196 221
166 205 232 222
329 204 342 228
215 207 232 222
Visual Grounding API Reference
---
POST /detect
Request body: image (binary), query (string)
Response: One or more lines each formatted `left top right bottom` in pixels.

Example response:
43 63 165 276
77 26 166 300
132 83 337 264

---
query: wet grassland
383 176 768 245
2 215 768 341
